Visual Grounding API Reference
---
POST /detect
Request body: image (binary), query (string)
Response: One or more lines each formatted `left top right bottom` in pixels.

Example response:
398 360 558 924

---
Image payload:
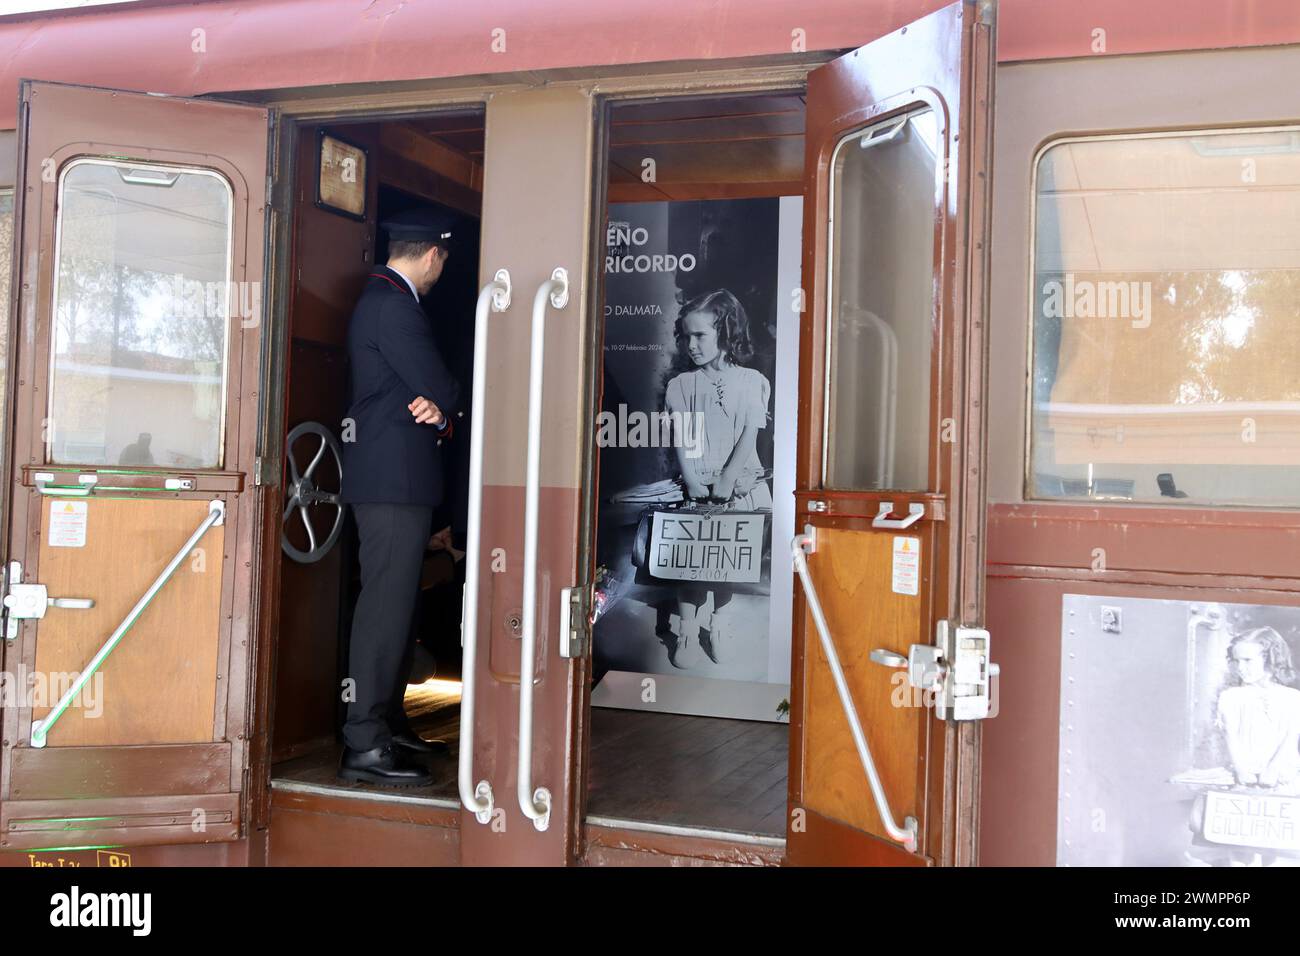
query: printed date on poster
648 512 763 583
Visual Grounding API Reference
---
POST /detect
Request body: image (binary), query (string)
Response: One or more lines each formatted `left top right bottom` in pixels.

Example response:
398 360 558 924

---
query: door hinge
869 620 999 720
558 584 590 659
253 456 264 487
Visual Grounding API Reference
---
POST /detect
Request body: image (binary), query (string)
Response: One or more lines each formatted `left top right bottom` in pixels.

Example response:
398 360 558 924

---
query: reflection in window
1031 129 1300 507
823 108 937 491
49 160 233 468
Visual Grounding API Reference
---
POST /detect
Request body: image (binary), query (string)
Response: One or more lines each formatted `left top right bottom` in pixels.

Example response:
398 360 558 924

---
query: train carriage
0 0 1295 869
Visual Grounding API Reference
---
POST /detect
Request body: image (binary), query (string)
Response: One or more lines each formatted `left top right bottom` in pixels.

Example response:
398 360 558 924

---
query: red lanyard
368 272 415 298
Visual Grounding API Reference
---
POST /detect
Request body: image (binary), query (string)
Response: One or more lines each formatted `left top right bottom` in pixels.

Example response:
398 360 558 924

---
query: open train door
787 1 995 866
0 81 270 851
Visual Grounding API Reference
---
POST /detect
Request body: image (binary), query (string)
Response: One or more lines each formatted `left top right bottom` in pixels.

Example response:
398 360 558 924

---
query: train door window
823 107 939 492
1029 126 1300 507
49 159 232 468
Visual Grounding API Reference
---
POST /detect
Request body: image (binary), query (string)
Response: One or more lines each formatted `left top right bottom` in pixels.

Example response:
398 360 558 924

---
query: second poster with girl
592 197 800 713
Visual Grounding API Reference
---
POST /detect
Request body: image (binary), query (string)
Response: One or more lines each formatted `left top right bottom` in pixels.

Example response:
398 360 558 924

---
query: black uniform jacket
340 265 461 506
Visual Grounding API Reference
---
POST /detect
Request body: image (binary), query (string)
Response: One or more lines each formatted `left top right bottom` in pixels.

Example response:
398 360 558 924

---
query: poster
1058 594 1300 866
591 197 801 721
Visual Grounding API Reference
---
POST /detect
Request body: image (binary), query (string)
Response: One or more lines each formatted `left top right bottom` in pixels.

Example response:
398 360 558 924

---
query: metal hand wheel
282 421 345 564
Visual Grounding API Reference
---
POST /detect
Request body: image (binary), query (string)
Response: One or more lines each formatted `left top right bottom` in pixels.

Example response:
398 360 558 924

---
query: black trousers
342 502 433 752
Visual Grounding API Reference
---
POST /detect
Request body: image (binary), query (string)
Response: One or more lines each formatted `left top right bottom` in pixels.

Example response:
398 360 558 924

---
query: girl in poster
663 289 772 667
1217 627 1300 791
1182 625 1300 865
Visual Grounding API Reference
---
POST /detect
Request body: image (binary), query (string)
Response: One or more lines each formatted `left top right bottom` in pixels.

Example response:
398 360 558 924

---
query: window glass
1031 129 1300 507
49 160 233 468
823 108 938 491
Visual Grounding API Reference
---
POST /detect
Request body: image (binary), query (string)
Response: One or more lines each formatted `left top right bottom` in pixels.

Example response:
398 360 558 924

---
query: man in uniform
338 207 461 787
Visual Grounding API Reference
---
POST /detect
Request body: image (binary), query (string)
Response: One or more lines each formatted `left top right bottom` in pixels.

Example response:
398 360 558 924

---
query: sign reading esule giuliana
648 511 764 584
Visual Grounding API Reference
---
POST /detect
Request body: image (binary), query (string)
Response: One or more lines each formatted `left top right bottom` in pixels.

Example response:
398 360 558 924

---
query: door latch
2 561 95 641
557 585 589 659
871 620 999 720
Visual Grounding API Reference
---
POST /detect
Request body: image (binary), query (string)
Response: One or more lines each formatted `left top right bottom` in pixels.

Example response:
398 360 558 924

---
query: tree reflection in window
49 160 232 468
1031 130 1300 507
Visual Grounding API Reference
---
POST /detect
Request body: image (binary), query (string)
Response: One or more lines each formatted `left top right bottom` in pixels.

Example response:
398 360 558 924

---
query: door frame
570 72 820 862
235 56 838 865
249 96 496 846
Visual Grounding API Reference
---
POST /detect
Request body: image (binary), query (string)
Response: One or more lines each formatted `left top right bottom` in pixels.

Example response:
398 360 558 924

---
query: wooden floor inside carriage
268 682 788 864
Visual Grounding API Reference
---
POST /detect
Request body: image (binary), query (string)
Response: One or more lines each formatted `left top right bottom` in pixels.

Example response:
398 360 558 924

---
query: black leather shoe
391 731 450 755
338 744 434 787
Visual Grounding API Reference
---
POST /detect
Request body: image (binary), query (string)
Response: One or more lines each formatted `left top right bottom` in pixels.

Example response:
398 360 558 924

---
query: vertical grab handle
458 270 512 824
791 527 918 851
518 267 569 832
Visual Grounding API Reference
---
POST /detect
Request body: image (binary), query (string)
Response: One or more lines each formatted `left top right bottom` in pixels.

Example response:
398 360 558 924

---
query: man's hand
408 396 444 426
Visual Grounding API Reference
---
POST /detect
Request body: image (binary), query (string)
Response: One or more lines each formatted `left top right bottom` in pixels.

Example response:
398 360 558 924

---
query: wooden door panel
1 791 240 850
6 742 233 800
33 497 224 746
802 527 926 838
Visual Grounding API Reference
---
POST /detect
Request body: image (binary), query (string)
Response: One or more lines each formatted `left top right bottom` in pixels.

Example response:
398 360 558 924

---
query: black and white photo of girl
1058 595 1300 866
592 198 786 688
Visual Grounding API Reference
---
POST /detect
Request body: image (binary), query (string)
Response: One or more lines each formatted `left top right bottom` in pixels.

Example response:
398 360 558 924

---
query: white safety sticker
48 499 88 548
891 536 920 596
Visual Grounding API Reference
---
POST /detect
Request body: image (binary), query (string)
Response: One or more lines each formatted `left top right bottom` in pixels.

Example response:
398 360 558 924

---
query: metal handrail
30 499 226 749
458 270 512 824
791 528 918 851
517 267 569 832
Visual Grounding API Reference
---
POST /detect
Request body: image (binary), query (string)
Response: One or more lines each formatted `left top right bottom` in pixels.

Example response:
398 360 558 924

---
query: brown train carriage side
0 0 1295 868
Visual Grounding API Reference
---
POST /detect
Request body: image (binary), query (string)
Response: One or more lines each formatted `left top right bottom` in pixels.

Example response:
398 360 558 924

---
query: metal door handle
872 624 1000 721
457 271 511 825
872 501 924 529
34 472 197 495
857 113 909 150
517 267 570 833
869 649 906 668
2 561 97 641
48 597 94 610
33 472 96 496
871 643 945 694
2 592 94 616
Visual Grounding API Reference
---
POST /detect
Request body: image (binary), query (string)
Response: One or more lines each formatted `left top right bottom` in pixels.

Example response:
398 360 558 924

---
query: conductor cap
382 207 456 245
